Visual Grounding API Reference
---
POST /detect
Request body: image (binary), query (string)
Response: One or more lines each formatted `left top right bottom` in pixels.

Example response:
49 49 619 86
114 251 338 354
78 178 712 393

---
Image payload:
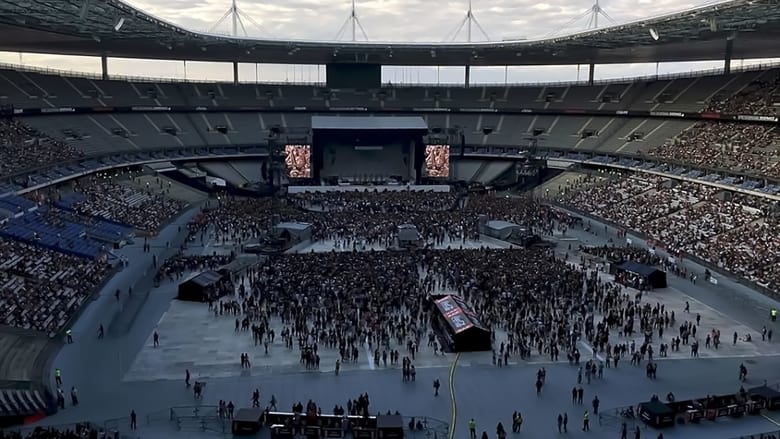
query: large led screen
424 145 450 178
285 144 311 178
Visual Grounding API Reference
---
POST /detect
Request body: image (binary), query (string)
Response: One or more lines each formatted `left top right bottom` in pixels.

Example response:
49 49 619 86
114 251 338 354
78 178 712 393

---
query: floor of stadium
20 205 780 439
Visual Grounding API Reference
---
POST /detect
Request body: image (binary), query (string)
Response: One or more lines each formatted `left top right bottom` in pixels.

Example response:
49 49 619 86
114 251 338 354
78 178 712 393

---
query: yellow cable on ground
448 353 461 439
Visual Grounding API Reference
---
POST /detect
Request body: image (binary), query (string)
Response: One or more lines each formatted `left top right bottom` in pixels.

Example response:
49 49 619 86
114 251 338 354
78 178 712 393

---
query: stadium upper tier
0 66 779 180
3 65 779 113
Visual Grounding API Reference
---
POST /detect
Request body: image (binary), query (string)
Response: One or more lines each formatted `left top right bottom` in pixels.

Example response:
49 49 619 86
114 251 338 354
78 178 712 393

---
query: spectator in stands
557 174 780 291
67 175 185 232
0 119 83 177
0 239 109 336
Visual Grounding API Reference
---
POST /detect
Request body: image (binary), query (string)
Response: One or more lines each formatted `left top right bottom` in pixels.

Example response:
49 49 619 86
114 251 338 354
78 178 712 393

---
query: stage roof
186 270 223 287
312 116 428 131
1 0 780 66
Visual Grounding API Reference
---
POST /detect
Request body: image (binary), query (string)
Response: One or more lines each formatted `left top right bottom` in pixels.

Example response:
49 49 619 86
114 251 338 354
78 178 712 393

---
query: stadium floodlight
113 17 125 32
334 0 369 41
649 28 659 41
209 0 270 38
444 0 491 42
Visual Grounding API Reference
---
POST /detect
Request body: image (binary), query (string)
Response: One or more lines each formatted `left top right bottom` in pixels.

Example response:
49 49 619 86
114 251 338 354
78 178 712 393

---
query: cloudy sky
0 0 773 83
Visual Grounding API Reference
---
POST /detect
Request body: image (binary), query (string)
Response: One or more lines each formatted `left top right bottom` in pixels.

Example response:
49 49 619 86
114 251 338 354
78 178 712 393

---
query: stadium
1 0 780 438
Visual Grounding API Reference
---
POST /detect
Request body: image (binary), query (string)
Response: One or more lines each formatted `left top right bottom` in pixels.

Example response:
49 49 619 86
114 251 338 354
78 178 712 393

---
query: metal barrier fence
402 416 450 439
169 405 228 434
161 406 449 437
598 405 648 432
9 408 449 438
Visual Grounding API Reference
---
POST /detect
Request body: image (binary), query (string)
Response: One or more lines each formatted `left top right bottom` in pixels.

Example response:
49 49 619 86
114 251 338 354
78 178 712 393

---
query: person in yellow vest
582 410 590 431
66 329 73 344
54 368 62 387
468 418 476 439
771 308 777 322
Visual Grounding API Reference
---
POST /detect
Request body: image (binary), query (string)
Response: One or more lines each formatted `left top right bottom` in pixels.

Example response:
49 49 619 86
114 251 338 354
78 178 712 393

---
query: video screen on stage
424 145 450 178
285 144 311 178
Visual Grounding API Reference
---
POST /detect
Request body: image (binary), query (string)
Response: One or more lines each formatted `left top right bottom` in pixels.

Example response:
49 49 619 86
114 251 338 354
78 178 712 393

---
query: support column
724 39 734 75
233 61 239 85
588 63 595 86
101 55 109 81
465 65 471 88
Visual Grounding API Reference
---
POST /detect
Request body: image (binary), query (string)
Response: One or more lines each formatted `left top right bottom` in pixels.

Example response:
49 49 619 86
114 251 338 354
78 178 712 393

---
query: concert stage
311 116 430 184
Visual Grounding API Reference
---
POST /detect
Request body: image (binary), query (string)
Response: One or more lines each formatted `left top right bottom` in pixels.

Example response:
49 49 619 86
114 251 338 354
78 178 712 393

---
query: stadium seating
60 176 186 233
0 65 778 182
554 173 780 292
0 238 110 336
0 388 49 418
0 118 83 177
3 66 777 113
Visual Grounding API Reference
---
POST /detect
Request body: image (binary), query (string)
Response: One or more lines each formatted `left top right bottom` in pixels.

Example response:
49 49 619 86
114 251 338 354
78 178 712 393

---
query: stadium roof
1 0 780 66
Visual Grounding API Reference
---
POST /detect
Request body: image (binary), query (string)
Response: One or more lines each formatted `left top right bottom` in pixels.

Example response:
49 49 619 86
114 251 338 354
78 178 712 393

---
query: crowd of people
199 190 569 249
0 238 110 336
0 424 104 439
69 175 186 233
704 70 780 116
557 173 780 291
0 118 83 177
647 121 780 178
289 190 460 213
211 246 597 371
183 190 593 373
644 71 780 179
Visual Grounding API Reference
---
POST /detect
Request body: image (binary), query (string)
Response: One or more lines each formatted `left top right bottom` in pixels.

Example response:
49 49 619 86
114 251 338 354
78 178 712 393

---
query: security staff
582 411 590 431
65 329 73 344
468 419 476 439
771 308 777 322
54 368 62 386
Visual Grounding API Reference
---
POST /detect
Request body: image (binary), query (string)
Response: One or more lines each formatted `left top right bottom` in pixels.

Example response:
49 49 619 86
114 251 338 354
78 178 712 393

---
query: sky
0 0 775 84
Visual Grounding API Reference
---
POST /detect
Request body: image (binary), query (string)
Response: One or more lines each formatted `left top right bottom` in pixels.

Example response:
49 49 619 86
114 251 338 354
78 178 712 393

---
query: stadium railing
2 59 780 88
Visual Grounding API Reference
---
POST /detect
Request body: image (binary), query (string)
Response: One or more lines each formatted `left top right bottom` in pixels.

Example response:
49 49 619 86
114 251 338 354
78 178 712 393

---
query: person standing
469 418 476 439
582 411 589 431
433 378 440 396
70 387 78 406
153 331 160 348
557 414 563 433
513 412 522 432
54 368 62 387
56 388 65 409
130 410 137 430
563 413 568 432
185 369 191 387
227 401 235 419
